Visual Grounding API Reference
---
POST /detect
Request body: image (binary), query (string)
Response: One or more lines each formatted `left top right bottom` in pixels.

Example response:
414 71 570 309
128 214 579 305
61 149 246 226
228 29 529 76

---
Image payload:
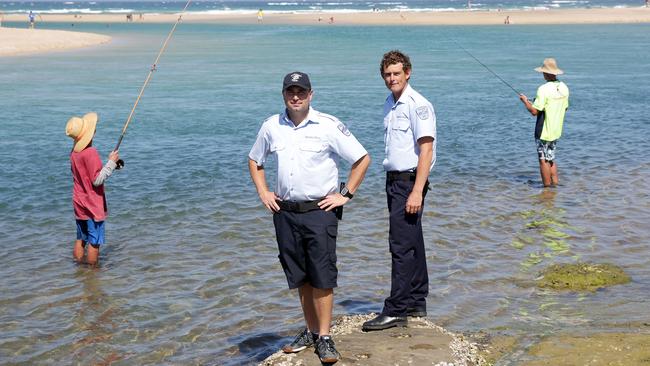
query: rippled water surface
1 23 649 365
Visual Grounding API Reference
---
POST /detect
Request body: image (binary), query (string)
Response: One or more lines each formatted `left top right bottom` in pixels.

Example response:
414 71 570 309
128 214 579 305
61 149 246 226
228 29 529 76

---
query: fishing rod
452 39 521 96
114 0 193 169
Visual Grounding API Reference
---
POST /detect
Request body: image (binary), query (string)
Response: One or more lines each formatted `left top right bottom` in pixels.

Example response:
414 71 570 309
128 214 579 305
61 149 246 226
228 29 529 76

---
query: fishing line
114 0 193 169
451 38 521 96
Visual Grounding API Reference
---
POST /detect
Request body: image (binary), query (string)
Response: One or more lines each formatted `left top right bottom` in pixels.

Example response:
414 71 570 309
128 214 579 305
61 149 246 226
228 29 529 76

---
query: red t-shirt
70 147 107 221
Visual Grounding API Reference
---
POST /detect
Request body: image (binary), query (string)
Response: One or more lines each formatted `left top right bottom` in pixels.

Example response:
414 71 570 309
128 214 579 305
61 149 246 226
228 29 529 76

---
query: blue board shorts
76 219 105 246
536 139 557 162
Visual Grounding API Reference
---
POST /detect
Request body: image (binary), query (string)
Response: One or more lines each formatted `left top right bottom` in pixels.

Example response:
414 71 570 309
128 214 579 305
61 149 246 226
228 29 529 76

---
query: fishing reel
116 159 125 170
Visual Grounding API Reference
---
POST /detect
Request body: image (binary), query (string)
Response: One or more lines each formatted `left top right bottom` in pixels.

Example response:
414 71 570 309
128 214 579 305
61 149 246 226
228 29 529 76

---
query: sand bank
0 27 111 57
2 7 650 26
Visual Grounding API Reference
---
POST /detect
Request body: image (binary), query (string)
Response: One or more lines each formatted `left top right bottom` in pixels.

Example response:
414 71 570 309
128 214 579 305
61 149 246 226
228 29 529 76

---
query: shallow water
0 22 649 365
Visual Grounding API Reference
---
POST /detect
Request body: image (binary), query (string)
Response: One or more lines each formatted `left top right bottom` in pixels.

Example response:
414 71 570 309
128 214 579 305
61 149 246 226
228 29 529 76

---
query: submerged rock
473 329 650 366
537 262 630 291
259 314 487 366
526 332 650 366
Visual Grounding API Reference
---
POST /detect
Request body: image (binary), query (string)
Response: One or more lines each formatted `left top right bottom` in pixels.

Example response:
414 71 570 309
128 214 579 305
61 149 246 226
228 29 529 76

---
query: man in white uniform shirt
363 50 436 331
248 72 370 363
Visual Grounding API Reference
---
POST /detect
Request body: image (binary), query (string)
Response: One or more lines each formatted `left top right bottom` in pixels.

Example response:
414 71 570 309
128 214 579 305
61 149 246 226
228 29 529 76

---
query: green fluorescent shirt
532 81 569 141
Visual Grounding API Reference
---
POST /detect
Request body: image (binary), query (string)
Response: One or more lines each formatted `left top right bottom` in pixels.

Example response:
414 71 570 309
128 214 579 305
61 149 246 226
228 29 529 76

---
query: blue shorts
76 219 105 246
273 209 338 290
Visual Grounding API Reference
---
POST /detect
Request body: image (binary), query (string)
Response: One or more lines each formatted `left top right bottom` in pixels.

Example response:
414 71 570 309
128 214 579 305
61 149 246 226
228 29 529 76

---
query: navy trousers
382 178 429 317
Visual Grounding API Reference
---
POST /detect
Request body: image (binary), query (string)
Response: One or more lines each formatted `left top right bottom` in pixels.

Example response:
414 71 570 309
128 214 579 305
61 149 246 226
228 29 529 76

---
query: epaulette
313 111 339 125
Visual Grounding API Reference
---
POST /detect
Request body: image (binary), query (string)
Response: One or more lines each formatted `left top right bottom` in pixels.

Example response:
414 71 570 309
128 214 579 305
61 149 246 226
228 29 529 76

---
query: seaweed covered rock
537 263 630 291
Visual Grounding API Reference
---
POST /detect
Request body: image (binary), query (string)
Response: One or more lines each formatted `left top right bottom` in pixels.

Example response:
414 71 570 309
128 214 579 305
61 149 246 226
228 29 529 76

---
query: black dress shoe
406 307 427 317
362 314 407 331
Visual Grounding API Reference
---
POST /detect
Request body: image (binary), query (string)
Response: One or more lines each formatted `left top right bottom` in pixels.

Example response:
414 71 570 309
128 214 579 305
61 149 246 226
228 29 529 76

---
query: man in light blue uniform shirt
363 50 436 331
248 71 370 363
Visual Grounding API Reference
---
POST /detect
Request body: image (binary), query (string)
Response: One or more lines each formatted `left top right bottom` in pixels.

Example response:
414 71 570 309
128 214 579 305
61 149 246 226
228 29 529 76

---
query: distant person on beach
248 72 370 363
328 16 334 24
505 15 510 24
362 50 436 331
28 10 39 29
65 113 120 266
257 8 264 23
519 58 569 187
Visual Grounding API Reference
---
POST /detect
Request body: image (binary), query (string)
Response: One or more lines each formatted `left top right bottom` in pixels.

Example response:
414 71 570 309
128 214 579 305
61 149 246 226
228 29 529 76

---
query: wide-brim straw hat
534 58 564 75
65 112 98 153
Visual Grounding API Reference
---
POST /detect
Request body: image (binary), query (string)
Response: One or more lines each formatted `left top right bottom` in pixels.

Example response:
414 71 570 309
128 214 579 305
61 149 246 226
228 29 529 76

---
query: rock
259 314 487 366
536 262 630 291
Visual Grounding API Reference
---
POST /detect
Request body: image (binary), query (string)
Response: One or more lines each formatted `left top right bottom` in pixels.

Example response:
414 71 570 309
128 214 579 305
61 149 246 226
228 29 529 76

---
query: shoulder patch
337 123 351 136
416 106 430 120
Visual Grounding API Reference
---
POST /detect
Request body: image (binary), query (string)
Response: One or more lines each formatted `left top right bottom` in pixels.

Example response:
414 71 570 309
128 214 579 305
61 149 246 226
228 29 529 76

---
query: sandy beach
2 8 647 56
2 7 650 26
0 27 111 57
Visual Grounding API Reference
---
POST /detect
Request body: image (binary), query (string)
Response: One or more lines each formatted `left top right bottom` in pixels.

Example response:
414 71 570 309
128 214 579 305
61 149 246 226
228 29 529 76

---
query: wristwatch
340 186 354 199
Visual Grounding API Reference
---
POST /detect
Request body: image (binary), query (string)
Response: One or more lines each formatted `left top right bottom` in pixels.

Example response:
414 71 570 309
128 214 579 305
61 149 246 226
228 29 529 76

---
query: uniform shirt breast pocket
299 140 327 159
392 117 411 132
270 142 285 155
389 117 413 146
392 117 411 133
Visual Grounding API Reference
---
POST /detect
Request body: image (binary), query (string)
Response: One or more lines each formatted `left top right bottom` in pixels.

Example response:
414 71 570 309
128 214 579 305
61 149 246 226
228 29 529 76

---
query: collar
386 83 413 107
281 107 319 128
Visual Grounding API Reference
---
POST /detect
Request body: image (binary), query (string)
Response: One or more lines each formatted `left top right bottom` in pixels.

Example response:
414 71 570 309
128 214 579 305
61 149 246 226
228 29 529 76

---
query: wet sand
2 7 650 26
0 27 111 56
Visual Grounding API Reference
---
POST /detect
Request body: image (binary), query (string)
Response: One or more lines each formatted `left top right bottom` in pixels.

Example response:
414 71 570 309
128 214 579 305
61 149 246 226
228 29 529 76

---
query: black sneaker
316 335 341 363
281 328 315 353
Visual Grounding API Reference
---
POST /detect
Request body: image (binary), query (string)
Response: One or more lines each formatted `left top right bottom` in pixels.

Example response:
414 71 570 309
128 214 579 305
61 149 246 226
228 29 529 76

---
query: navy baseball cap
282 72 311 91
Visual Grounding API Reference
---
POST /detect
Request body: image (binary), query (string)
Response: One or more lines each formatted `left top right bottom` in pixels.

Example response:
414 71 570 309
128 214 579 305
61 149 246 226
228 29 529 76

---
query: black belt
386 170 417 182
277 199 322 213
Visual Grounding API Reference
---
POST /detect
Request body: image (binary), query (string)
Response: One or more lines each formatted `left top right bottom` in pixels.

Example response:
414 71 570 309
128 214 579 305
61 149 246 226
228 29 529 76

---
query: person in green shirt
519 58 569 187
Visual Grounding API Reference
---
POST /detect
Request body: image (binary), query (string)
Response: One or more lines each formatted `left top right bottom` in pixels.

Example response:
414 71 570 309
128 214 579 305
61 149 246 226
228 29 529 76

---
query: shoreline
2 8 650 26
0 27 111 57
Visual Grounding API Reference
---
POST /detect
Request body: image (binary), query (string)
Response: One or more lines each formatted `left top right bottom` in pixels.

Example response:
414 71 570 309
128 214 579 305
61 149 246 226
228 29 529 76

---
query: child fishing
65 112 119 265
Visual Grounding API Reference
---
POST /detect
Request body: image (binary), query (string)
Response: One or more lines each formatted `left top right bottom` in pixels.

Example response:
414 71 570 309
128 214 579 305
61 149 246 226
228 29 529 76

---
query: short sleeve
85 148 103 180
532 85 546 111
412 103 436 141
248 124 270 166
328 121 368 164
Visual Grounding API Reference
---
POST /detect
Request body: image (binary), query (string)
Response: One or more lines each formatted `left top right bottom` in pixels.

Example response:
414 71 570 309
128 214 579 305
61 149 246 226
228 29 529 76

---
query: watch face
341 187 349 195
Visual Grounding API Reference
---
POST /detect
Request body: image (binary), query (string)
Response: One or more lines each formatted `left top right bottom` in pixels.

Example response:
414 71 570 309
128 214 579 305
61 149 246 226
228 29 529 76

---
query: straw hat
66 112 98 152
534 58 564 75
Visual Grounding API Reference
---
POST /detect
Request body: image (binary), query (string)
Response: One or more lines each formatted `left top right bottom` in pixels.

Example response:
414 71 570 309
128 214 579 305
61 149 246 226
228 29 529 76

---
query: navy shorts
76 219 105 246
273 209 338 289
